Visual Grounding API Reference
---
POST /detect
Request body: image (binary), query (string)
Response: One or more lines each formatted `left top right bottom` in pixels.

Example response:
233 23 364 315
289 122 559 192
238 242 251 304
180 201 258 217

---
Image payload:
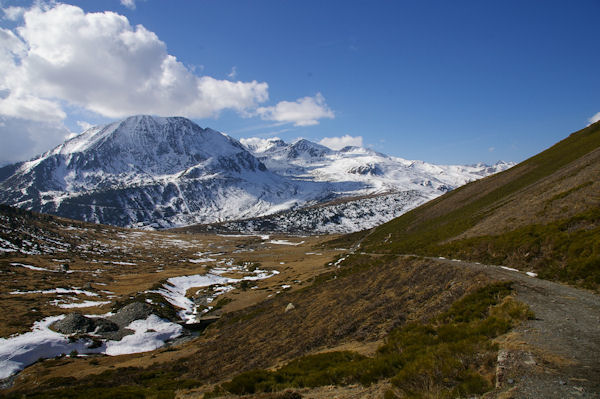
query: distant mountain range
0 115 513 229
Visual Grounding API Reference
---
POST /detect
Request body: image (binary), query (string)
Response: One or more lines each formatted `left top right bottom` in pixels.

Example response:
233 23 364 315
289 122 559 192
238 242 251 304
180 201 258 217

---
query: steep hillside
350 121 600 289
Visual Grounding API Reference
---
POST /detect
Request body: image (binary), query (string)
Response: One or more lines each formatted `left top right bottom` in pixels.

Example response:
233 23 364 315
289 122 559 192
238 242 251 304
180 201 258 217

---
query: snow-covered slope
241 137 513 195
0 116 513 230
0 116 328 228
185 191 434 235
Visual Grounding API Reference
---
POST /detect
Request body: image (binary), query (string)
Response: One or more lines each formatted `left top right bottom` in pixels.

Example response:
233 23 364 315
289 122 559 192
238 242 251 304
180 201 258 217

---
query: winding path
429 257 600 398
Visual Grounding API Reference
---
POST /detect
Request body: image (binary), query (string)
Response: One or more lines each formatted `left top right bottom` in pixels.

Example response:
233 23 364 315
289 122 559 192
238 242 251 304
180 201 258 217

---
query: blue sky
1 0 598 165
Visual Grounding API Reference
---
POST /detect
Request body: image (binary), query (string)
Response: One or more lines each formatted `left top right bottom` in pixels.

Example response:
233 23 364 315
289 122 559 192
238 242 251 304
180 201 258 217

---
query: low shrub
207 282 531 398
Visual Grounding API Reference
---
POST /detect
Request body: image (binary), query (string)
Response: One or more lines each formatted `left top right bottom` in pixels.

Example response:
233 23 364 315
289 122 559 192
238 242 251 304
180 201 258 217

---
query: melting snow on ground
0 314 183 379
269 239 305 246
51 300 111 309
188 258 216 263
0 316 103 379
10 263 53 272
10 288 98 297
104 315 182 356
153 267 279 323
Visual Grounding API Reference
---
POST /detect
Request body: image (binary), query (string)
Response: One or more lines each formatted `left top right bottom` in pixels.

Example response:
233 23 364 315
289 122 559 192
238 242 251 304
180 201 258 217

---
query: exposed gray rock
109 302 153 328
51 313 95 334
93 318 119 333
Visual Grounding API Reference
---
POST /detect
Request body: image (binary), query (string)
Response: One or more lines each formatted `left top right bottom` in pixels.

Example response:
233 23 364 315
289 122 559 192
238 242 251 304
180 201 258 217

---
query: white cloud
120 0 136 10
257 93 334 126
2 6 26 20
488 147 495 152
589 112 600 125
0 3 333 164
76 120 93 132
0 3 269 121
228 66 237 79
319 135 363 150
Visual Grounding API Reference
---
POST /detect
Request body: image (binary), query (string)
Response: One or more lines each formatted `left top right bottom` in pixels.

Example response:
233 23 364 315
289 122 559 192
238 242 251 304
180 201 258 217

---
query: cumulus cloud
589 112 600 125
228 66 237 79
319 135 363 150
3 6 26 20
257 93 334 126
0 3 333 164
76 120 93 132
0 3 269 121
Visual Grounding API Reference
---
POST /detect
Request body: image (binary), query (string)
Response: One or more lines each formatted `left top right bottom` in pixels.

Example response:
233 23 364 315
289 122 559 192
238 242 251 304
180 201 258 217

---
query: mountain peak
0 115 513 230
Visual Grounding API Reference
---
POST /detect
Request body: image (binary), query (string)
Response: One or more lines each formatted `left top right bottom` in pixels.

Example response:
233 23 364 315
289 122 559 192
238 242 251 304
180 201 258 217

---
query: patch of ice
526 272 538 277
500 266 519 272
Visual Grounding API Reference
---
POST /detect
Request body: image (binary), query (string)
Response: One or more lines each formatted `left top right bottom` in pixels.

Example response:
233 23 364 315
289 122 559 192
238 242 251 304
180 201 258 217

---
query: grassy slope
355 121 600 289
208 282 531 399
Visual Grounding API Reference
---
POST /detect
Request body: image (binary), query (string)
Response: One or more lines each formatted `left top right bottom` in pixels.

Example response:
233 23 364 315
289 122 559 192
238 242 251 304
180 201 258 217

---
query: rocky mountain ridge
0 115 512 229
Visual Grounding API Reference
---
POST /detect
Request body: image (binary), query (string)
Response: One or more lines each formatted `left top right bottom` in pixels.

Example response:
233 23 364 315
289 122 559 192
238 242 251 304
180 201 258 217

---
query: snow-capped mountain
240 137 513 195
0 116 513 230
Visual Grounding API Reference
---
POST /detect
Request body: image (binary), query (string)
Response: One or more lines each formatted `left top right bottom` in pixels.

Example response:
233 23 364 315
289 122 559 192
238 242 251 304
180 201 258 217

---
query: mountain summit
0 116 511 229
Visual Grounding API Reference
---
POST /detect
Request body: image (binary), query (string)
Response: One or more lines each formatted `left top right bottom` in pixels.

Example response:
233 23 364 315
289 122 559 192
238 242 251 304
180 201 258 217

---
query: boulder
109 302 153 328
93 318 119 333
51 313 96 334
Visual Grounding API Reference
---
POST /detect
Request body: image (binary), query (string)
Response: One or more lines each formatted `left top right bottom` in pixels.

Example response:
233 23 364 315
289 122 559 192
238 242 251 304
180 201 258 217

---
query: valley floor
1 212 599 398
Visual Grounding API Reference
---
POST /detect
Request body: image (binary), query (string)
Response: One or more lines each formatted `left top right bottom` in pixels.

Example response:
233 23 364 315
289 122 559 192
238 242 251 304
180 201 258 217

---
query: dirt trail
430 257 600 399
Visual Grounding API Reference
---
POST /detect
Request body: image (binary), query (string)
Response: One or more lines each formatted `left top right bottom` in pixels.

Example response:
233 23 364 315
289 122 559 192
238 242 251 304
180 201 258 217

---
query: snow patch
104 315 182 356
10 263 53 272
0 316 104 379
51 300 111 309
269 239 305 246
